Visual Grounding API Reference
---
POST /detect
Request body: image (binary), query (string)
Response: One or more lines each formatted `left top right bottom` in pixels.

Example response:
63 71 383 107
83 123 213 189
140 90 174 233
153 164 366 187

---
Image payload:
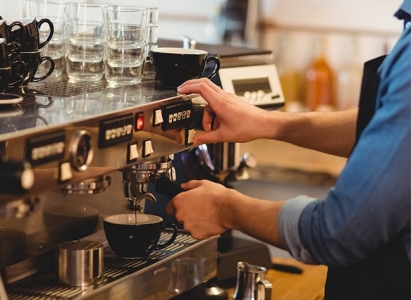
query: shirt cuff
278 195 318 264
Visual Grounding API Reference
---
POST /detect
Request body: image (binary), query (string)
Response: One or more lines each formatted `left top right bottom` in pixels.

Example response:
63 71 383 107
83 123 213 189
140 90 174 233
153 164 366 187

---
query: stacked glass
25 2 154 86
102 6 147 87
64 3 107 82
143 7 159 78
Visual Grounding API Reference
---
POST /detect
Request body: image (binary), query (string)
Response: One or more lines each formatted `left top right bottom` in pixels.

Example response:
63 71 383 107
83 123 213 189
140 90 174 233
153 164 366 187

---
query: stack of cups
65 2 106 82
0 18 27 92
0 17 54 90
102 6 147 87
25 0 67 81
8 16 55 87
143 7 159 78
0 37 23 92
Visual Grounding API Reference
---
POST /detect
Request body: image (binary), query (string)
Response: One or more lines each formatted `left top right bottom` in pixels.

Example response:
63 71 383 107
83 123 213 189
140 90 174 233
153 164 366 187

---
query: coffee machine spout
121 155 176 211
123 181 157 212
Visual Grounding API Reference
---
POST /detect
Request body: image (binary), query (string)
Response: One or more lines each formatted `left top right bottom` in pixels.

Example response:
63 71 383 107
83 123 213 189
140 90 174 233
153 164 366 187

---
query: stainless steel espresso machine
0 40 284 300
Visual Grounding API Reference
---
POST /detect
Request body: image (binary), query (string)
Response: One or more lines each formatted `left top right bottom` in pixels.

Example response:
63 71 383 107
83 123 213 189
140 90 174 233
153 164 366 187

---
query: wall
259 0 403 34
0 0 403 44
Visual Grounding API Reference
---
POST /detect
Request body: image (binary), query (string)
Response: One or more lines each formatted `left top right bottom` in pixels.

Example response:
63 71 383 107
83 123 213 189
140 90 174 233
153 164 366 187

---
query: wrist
218 188 242 230
260 110 287 140
219 188 253 231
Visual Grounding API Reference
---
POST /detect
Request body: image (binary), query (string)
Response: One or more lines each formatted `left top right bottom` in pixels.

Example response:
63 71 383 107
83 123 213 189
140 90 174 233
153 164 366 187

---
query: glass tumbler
65 3 107 82
103 5 147 87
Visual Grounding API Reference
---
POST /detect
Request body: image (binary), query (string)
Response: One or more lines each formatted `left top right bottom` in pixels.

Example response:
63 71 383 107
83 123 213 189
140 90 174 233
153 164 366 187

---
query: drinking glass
65 3 107 82
143 7 159 78
102 6 147 87
25 0 67 80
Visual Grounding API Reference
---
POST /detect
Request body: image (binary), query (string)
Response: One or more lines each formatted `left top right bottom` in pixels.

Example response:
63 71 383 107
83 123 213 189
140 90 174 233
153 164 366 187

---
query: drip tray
6 231 218 300
28 79 108 97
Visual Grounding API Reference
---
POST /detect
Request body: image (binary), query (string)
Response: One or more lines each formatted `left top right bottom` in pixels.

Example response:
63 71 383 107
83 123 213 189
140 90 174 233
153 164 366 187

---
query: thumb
193 130 220 146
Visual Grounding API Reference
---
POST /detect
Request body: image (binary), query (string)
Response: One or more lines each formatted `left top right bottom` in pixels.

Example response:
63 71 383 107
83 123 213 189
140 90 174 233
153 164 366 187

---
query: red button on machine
135 113 144 131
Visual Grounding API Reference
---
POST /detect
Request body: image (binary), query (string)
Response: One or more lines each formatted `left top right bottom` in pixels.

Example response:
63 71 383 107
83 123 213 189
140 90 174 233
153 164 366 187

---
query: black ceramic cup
0 19 24 42
103 213 178 258
0 67 11 92
150 47 221 88
9 17 54 52
13 50 55 86
0 61 27 92
0 38 21 68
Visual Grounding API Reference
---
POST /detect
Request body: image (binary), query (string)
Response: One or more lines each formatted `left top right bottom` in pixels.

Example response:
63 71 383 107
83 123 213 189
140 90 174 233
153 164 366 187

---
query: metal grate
7 232 199 300
28 79 108 98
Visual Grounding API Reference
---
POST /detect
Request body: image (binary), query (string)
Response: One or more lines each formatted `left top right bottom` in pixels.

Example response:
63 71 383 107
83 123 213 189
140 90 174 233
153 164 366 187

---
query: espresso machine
0 39 284 299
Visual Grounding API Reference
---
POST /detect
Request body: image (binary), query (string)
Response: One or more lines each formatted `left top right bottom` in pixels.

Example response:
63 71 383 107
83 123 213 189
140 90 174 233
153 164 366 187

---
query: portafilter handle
149 174 184 199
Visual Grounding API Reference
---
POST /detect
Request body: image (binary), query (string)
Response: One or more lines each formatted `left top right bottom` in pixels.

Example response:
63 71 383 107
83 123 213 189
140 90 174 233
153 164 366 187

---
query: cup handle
203 55 220 80
8 60 26 88
7 21 25 42
6 42 21 62
31 56 55 82
155 222 178 250
35 115 49 126
37 18 54 49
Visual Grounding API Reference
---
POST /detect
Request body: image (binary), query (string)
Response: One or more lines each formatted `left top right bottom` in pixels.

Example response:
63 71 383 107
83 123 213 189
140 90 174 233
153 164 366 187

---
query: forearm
221 188 287 249
262 109 358 157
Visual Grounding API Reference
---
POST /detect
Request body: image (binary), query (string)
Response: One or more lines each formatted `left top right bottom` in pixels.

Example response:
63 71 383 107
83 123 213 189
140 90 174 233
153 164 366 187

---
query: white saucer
0 93 23 105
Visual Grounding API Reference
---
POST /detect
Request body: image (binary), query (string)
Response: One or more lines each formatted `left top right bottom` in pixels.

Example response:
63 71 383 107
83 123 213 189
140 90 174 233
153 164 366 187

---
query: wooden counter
226 257 328 300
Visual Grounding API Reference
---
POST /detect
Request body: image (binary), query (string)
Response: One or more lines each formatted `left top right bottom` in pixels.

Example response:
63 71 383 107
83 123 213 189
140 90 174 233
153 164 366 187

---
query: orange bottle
305 36 335 111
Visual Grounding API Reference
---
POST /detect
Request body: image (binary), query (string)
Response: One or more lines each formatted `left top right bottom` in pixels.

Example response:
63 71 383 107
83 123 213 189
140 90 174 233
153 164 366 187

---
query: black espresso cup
12 50 55 86
10 17 54 52
0 19 24 42
0 62 27 92
0 38 21 68
103 213 178 258
150 47 221 88
0 67 11 92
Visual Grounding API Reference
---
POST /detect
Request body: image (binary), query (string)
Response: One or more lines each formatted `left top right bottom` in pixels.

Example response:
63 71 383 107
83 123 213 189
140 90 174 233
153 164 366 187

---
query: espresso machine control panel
0 87 201 200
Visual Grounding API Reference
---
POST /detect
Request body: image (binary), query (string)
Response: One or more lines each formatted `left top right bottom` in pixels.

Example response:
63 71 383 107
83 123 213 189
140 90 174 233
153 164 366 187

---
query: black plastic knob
0 156 35 194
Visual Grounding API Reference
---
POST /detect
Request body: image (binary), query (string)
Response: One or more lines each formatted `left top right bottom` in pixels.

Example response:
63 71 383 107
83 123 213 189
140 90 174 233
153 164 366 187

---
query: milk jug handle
257 279 272 300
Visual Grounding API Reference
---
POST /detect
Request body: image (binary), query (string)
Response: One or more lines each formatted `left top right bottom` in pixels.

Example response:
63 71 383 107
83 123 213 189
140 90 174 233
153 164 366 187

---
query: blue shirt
278 0 411 267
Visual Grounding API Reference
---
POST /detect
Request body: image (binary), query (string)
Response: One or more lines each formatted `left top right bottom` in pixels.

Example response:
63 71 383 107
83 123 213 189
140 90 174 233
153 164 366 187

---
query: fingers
177 78 223 108
165 202 175 215
178 78 222 94
193 129 220 146
202 105 214 132
180 180 202 190
165 180 201 216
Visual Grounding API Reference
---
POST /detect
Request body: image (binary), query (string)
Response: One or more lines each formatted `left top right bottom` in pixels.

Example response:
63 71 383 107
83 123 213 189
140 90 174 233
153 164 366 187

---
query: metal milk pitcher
233 261 272 300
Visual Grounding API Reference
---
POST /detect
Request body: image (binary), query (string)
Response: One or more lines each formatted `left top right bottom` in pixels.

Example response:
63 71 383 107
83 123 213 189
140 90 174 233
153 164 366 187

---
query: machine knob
69 130 93 171
0 156 35 194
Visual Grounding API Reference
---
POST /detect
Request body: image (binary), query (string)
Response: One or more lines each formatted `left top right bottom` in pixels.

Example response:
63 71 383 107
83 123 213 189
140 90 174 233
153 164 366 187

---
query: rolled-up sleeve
278 195 319 264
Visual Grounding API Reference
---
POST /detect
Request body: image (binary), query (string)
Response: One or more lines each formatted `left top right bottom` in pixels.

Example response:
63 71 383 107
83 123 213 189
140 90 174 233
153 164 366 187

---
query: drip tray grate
28 79 108 98
7 232 199 300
